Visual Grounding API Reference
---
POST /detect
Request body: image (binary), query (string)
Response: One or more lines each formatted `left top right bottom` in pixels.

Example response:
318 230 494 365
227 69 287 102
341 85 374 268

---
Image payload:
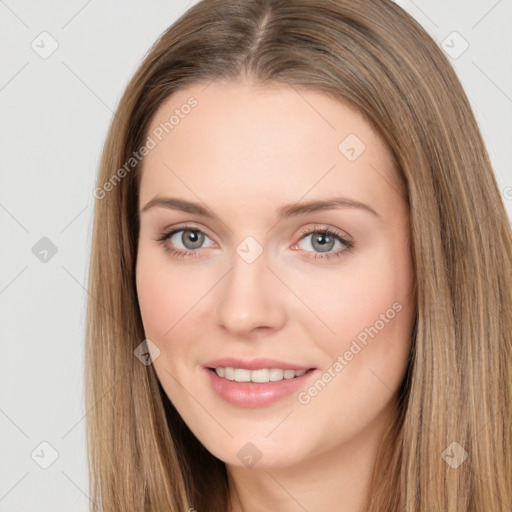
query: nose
215 247 287 338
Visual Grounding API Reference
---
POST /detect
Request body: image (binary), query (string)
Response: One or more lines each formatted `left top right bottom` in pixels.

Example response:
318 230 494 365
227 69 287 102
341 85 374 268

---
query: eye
156 224 353 262
156 226 215 259
292 225 353 261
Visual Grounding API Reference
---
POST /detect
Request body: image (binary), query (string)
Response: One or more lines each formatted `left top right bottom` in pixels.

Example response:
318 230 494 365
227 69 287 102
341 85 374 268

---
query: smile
211 367 307 383
204 366 317 408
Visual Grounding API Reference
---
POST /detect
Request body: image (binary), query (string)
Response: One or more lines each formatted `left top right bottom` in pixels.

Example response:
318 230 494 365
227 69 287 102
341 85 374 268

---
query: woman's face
136 80 415 468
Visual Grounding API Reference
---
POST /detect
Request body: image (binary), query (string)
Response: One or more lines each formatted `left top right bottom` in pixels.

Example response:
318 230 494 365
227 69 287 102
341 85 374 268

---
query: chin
197 433 311 470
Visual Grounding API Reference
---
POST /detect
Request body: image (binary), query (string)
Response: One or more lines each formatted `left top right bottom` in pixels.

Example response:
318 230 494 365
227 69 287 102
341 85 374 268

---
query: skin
135 79 415 512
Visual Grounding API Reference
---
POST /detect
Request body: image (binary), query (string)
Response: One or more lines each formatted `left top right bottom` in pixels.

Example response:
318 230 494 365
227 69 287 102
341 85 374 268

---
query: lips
203 357 313 371
203 357 317 408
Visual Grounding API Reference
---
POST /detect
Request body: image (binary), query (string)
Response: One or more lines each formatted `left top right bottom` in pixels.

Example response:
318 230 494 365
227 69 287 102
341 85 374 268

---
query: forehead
138 80 401 212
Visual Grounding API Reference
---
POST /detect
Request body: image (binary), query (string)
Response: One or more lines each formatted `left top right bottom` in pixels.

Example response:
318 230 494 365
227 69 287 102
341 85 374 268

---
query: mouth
207 367 313 383
203 360 318 408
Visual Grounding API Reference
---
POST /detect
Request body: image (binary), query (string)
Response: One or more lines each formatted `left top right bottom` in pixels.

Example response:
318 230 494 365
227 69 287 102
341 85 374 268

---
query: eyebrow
140 196 380 219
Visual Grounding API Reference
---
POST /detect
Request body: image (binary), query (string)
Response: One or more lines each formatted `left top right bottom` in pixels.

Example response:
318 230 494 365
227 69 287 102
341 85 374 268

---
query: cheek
293 243 414 348
289 259 413 449
135 250 188 340
294 241 415 407
135 239 216 338
136 271 169 339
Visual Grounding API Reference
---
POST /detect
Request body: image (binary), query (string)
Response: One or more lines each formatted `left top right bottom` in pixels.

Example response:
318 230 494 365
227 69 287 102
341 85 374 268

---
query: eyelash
155 224 353 262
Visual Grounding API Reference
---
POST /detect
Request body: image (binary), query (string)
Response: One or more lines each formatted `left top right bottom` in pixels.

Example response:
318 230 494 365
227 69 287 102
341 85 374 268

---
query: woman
85 0 512 510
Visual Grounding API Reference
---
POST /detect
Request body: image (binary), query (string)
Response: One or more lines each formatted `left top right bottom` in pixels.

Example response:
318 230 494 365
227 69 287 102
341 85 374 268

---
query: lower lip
204 368 317 408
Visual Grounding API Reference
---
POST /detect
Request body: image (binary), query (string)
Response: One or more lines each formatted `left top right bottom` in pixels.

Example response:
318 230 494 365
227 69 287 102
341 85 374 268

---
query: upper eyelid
297 224 351 240
162 223 216 242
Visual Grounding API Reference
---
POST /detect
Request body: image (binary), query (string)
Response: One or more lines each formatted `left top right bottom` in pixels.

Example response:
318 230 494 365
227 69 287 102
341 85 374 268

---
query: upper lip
203 357 314 371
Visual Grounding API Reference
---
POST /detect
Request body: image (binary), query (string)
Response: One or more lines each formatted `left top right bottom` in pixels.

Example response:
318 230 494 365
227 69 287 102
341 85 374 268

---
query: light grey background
0 1 511 510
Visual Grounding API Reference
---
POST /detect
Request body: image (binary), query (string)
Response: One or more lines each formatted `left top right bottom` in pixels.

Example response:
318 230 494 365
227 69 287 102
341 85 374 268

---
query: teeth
234 368 251 382
252 369 270 383
283 369 295 379
214 367 308 383
269 368 283 381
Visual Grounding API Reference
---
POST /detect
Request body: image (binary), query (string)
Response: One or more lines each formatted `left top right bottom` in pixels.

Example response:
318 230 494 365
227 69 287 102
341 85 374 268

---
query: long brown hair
85 0 512 510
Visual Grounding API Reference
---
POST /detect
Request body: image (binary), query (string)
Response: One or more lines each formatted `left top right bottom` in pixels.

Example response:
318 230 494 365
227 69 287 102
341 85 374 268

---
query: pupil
313 233 334 253
183 230 203 249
